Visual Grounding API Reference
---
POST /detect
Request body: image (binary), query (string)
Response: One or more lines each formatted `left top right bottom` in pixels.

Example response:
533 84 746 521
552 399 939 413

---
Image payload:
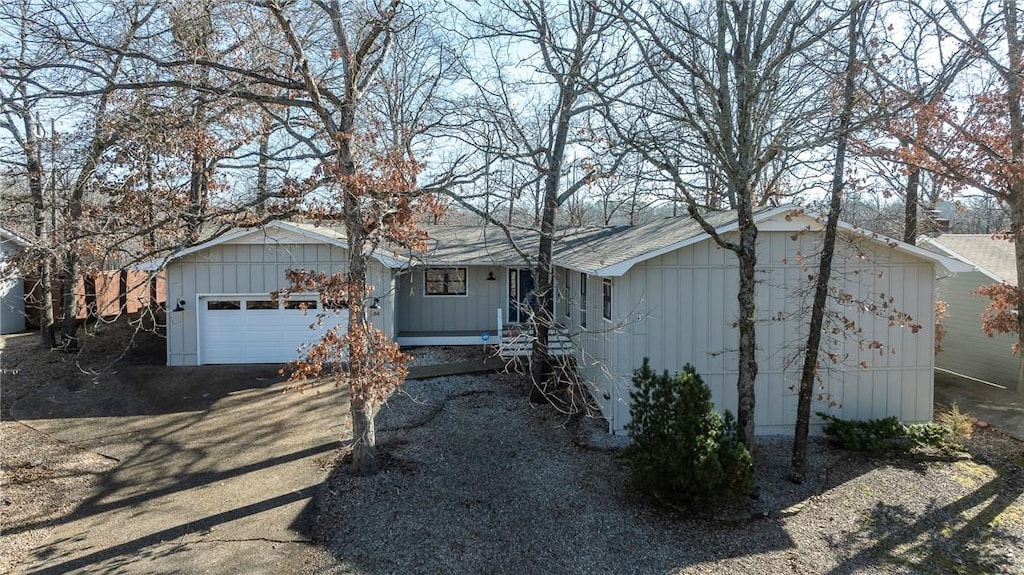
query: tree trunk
529 187 558 403
349 395 378 476
792 0 862 481
1011 193 1024 394
903 167 919 244
60 116 109 348
25 117 55 348
735 231 758 450
60 257 80 350
1005 0 1024 394
256 117 270 213
340 128 381 472
187 146 207 245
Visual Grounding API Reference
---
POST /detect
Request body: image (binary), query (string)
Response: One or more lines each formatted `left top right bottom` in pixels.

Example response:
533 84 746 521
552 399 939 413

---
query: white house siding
0 237 25 335
577 229 937 435
166 242 394 366
935 271 1020 387
395 266 508 335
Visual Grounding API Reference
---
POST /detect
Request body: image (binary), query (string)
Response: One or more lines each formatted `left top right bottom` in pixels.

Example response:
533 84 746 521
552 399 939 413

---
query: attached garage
148 221 398 366
197 294 348 364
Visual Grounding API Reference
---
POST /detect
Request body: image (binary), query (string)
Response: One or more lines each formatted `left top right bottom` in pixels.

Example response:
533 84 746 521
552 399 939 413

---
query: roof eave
588 204 798 277
823 220 974 275
0 227 31 248
140 221 404 271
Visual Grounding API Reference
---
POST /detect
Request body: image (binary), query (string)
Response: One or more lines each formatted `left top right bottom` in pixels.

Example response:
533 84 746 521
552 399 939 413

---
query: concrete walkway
10 365 347 574
934 369 1024 441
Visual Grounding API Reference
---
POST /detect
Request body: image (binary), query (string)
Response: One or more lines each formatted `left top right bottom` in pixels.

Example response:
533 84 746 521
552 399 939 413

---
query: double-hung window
424 267 467 296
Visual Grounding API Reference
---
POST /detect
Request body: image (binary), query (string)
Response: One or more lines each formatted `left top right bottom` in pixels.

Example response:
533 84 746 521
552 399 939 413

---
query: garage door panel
199 296 348 365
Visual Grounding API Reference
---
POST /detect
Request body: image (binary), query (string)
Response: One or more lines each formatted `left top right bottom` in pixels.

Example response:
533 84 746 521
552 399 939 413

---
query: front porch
395 330 499 347
395 306 574 361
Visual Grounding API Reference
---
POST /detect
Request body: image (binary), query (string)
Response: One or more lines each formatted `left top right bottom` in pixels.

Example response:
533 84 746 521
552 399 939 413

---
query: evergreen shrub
624 358 754 506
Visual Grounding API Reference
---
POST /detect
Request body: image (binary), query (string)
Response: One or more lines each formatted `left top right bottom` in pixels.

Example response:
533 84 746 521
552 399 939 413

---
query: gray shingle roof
151 206 969 277
413 225 539 267
926 234 1017 285
553 210 745 275
295 208 777 275
289 221 540 267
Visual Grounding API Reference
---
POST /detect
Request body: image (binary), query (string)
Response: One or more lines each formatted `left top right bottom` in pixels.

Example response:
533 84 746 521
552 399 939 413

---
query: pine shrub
818 412 953 454
624 358 754 506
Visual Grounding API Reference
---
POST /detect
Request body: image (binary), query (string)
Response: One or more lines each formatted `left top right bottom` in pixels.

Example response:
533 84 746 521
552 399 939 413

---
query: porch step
498 329 573 359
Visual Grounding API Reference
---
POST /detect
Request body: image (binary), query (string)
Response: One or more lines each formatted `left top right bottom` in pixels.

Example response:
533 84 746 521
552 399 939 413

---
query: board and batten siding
166 242 394 366
935 271 1020 387
555 267 618 419
575 229 937 435
395 266 505 334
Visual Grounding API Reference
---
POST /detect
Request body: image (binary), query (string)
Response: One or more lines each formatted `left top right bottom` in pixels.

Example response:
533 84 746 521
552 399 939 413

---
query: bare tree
609 0 846 447
1 0 60 346
456 0 629 401
791 0 866 482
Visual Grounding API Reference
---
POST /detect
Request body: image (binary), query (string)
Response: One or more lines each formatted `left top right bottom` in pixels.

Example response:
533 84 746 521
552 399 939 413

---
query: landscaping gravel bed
303 368 1024 575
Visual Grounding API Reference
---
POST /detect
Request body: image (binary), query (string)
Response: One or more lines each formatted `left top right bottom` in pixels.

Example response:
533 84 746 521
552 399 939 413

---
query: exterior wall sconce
369 298 381 310
487 271 496 281
172 299 186 312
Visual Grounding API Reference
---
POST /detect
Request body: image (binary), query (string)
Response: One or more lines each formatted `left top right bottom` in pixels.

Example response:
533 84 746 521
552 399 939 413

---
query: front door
508 268 535 323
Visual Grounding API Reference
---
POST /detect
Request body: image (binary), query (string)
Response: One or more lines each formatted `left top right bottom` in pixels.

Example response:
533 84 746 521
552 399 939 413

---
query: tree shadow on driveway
822 456 1024 575
8 364 350 574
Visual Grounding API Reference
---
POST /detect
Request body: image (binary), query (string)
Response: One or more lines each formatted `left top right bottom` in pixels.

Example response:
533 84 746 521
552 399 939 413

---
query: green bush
817 412 952 454
904 422 949 450
624 359 754 506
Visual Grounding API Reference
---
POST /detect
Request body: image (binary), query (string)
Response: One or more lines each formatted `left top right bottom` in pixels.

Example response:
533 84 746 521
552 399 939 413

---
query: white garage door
199 295 348 365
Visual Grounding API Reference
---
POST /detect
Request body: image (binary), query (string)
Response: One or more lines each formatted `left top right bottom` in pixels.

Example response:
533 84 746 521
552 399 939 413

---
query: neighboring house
919 234 1020 389
0 226 29 335
150 206 968 435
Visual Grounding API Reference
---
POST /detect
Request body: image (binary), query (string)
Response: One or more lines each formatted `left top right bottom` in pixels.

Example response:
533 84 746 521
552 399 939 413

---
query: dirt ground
0 316 164 573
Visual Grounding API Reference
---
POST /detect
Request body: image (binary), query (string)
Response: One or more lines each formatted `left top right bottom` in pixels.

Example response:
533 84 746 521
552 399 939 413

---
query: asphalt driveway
9 364 347 574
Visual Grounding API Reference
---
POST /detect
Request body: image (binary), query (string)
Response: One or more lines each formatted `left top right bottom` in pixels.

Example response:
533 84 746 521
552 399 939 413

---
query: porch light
369 298 381 310
172 299 186 312
487 271 496 281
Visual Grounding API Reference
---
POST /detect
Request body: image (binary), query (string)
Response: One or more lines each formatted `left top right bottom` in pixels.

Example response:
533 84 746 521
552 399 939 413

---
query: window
246 300 277 310
285 300 318 311
425 267 467 296
323 299 349 310
602 279 612 321
207 300 240 311
580 272 588 328
563 268 571 318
